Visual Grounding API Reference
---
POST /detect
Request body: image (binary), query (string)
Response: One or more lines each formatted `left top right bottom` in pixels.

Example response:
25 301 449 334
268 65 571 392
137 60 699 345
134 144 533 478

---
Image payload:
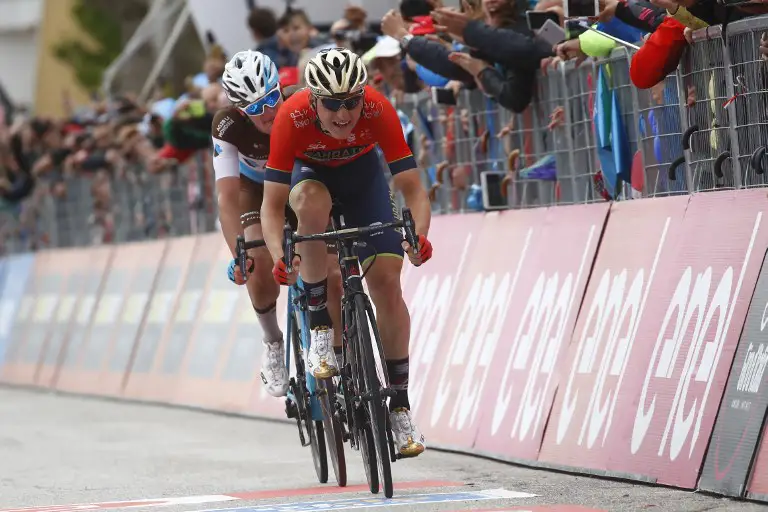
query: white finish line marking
0 496 239 512
197 488 537 512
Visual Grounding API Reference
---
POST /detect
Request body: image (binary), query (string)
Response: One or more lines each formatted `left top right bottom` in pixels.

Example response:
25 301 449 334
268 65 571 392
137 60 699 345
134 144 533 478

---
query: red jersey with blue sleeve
265 86 417 185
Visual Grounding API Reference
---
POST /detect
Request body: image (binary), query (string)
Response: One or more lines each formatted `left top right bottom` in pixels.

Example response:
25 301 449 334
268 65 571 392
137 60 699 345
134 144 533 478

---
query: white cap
362 36 402 65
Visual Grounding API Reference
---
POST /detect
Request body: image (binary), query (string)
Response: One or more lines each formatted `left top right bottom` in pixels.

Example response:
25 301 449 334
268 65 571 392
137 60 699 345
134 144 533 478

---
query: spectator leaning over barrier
624 0 768 89
552 0 664 67
384 0 552 113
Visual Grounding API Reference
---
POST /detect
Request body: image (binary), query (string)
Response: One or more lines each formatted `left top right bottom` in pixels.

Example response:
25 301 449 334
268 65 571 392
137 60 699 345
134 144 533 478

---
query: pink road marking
226 480 464 499
0 480 464 512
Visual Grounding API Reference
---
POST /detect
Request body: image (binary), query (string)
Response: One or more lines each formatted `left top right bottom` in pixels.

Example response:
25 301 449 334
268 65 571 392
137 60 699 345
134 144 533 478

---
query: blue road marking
197 488 536 512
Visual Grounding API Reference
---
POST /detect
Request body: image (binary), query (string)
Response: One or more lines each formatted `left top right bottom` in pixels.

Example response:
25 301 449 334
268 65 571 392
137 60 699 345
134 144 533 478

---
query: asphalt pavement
0 388 765 512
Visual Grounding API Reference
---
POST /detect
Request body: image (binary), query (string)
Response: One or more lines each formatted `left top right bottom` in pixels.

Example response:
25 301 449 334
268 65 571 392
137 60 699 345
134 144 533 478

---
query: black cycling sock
386 357 410 411
305 278 332 330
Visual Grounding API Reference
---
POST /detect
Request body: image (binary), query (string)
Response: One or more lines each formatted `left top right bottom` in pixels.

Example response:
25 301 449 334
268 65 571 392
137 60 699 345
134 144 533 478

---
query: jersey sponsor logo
217 116 234 136
290 108 312 128
303 145 367 162
736 342 768 395
213 144 223 157
308 142 327 151
363 100 384 119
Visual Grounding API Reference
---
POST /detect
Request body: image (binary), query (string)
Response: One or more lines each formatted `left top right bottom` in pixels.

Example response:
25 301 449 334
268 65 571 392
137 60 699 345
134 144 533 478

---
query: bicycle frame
284 277 324 422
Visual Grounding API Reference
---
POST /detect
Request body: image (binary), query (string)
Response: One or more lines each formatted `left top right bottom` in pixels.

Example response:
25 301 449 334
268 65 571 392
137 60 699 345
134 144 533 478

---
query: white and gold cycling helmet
304 47 368 97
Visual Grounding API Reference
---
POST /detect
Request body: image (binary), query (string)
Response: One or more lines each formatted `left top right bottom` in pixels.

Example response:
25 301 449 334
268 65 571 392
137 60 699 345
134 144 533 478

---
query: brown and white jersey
211 107 271 183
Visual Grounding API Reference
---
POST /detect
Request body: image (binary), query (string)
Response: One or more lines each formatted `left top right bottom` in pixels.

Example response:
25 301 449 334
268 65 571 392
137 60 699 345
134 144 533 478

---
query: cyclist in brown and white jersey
213 49 341 398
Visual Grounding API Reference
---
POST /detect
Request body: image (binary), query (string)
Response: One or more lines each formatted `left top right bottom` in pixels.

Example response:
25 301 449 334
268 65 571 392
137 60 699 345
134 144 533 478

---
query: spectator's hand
172 99 191 119
446 80 464 98
498 118 515 138
554 39 587 65
684 27 694 44
598 0 620 22
382 9 410 40
432 8 471 41
449 52 490 77
761 32 768 61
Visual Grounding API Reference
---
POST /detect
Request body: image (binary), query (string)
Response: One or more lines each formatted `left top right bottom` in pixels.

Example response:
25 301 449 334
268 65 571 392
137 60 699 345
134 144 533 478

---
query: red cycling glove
405 234 433 266
272 257 290 285
272 254 300 285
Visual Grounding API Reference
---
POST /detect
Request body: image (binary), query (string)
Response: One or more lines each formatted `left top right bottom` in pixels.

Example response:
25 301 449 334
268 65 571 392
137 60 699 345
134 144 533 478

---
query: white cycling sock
255 303 282 343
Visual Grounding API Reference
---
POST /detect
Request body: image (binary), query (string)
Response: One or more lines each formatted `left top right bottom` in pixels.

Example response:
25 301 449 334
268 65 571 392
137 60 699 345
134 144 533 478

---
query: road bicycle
234 236 347 487
282 205 420 499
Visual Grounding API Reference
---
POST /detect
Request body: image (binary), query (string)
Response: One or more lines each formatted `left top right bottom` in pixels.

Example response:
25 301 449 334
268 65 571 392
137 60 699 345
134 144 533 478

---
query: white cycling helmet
221 50 279 106
305 47 368 97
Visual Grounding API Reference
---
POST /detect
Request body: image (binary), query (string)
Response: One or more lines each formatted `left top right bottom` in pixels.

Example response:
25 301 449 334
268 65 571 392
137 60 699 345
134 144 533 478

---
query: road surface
0 388 763 512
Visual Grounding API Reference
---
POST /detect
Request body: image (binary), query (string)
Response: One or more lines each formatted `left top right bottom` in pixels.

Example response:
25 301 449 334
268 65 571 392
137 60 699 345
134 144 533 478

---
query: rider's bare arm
217 177 242 257
263 101 297 264
393 169 431 237
261 181 290 263
212 134 243 257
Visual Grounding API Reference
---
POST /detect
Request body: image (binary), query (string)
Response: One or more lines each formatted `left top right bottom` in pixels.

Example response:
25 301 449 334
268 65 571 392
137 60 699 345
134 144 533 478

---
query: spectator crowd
2 0 768 253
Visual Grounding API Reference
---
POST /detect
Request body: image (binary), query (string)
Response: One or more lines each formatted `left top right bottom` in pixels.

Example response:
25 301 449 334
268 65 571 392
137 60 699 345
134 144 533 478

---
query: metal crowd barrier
400 16 768 211
4 16 768 252
2 151 218 255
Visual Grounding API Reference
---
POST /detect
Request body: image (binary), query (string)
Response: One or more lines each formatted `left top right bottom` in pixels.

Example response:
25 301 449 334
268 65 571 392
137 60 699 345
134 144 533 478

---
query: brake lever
283 223 295 274
401 208 419 255
236 235 248 283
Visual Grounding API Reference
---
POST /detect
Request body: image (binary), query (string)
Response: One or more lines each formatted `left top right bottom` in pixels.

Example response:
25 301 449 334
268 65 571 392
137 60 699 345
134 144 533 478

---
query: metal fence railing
5 16 768 253
402 17 768 211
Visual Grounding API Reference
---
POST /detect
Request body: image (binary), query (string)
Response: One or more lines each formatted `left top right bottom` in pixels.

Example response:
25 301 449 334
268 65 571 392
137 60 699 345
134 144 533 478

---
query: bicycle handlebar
234 207 419 280
284 208 419 274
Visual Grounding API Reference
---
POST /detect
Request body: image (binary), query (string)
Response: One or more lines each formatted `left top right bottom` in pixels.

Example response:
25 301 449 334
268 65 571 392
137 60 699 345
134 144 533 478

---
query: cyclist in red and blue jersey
261 48 433 458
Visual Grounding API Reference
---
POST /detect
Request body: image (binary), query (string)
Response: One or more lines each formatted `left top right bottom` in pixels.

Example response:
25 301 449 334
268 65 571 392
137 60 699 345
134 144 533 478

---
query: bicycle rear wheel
353 294 393 498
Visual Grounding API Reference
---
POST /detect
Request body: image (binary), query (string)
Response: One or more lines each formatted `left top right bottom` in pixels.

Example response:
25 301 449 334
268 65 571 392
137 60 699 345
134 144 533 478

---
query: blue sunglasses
242 87 281 116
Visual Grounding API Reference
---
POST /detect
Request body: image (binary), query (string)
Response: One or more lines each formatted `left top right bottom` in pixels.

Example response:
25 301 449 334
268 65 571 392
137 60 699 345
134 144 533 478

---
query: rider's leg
361 235 425 458
241 180 288 397
289 165 337 379
331 151 425 457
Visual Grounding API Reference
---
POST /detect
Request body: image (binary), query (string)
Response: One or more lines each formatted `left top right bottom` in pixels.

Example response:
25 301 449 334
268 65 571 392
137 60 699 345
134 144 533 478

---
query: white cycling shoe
260 338 289 397
307 326 338 379
390 407 426 458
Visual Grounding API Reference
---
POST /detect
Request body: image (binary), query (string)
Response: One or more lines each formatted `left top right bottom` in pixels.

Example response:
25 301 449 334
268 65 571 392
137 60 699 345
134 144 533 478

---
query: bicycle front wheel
291 309 328 484
354 293 393 499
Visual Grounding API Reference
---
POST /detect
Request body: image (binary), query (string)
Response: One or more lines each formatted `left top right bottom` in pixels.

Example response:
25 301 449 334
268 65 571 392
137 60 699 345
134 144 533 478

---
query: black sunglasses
319 93 364 112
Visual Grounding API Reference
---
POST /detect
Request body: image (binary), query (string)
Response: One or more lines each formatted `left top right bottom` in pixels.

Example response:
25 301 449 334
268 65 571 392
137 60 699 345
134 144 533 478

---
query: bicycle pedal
285 399 298 419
